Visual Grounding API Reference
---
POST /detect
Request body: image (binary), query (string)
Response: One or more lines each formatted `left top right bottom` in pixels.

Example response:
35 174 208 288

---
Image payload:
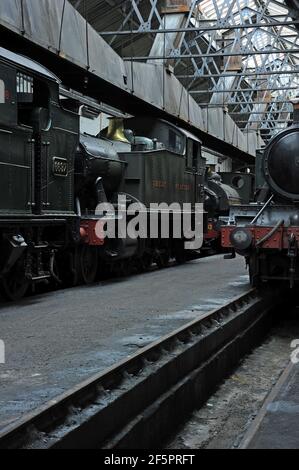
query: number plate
52 157 68 177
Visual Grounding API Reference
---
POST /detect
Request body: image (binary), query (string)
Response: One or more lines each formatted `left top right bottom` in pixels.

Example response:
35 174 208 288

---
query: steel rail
0 288 282 449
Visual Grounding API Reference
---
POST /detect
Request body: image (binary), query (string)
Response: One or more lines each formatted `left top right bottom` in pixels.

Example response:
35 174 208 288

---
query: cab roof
0 47 60 83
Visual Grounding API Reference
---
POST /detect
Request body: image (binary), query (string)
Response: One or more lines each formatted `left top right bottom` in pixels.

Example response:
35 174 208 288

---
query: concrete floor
0 255 249 430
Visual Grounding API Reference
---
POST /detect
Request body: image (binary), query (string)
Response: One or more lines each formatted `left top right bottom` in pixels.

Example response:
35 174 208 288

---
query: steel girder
93 0 299 142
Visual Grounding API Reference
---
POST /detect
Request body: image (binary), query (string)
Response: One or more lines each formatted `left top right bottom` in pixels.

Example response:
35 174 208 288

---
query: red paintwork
221 226 299 250
204 220 220 240
80 220 105 246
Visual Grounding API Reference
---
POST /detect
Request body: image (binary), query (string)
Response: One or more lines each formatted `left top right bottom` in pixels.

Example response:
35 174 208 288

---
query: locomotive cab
0 47 78 216
0 47 79 299
120 117 206 207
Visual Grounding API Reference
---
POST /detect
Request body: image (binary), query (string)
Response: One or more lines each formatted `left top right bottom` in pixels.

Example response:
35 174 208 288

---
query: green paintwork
0 58 78 217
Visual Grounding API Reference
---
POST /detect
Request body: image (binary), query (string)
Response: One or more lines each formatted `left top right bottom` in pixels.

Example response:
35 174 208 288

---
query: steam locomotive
204 168 254 250
0 46 251 301
222 100 299 288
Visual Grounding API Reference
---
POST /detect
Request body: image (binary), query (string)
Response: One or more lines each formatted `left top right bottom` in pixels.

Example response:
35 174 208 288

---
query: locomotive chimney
291 97 299 124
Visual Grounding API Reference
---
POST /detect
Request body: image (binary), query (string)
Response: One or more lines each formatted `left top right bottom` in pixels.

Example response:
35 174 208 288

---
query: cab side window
0 80 4 104
17 72 50 129
187 139 201 170
192 141 200 169
169 129 184 154
17 73 34 100
17 73 34 127
0 65 17 126
187 140 193 169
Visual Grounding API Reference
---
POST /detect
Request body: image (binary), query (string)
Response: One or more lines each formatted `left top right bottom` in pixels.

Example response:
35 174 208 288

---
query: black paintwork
264 125 299 200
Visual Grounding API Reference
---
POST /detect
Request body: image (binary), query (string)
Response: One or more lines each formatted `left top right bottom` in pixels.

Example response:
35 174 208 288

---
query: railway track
0 250 216 304
0 288 282 449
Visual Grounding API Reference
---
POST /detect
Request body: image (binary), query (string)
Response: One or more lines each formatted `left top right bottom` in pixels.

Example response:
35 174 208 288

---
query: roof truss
72 0 299 142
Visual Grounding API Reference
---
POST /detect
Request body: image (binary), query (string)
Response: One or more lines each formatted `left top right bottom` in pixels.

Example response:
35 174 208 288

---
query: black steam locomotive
222 100 299 287
0 47 251 300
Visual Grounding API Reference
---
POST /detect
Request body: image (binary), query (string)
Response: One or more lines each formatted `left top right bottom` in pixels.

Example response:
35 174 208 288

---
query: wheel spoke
80 246 98 285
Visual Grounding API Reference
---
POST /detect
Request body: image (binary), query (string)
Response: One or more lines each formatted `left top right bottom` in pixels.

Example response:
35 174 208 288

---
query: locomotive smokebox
263 98 299 201
289 213 299 226
293 98 299 124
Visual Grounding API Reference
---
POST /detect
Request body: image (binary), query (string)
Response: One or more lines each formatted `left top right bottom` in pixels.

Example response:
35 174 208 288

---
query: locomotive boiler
222 99 299 287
